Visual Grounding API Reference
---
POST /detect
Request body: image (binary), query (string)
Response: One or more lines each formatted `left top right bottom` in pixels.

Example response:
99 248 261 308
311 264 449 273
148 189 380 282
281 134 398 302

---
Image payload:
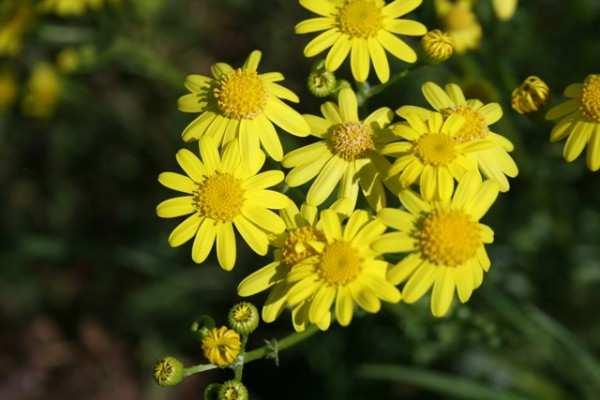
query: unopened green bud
191 315 216 339
205 383 222 400
153 356 184 387
307 62 336 98
228 302 259 336
218 380 249 400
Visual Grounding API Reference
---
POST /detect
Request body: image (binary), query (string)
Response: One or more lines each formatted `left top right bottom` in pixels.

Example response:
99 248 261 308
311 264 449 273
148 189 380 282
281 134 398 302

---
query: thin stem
182 324 320 379
358 69 410 106
183 363 217 377
244 324 320 364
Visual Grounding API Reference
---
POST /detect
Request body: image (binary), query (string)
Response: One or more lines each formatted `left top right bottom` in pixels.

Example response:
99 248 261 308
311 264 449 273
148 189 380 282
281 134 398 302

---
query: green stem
183 363 217 377
359 69 410 105
182 325 320 379
233 336 249 381
244 324 320 364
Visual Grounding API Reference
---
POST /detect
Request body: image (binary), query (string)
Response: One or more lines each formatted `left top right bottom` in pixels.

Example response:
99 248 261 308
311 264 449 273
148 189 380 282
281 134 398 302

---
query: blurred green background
2 0 600 399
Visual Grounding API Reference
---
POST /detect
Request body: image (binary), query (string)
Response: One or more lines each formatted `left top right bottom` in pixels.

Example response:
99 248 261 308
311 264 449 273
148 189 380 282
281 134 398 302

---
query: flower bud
201 326 241 367
512 76 550 115
228 302 259 336
56 48 80 74
421 30 454 63
218 380 249 400
307 60 336 98
153 356 184 387
204 383 222 400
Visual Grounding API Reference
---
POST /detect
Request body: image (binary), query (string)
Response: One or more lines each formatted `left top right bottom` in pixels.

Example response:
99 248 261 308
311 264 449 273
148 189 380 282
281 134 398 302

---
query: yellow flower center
443 105 488 143
329 121 375 160
318 241 362 285
338 0 383 39
213 69 268 120
281 226 325 267
415 134 457 166
444 6 477 31
580 74 600 123
231 304 252 323
417 210 481 267
194 173 245 222
222 387 242 400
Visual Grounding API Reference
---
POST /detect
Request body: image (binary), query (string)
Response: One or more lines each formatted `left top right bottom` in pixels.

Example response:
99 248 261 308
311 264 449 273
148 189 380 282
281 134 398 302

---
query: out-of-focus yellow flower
546 74 600 171
435 0 482 54
493 0 517 20
39 0 105 16
239 209 401 331
22 63 62 119
0 2 34 57
56 48 81 74
295 0 427 83
156 137 292 270
377 171 499 317
0 69 18 110
421 29 454 63
512 76 550 115
201 326 241 367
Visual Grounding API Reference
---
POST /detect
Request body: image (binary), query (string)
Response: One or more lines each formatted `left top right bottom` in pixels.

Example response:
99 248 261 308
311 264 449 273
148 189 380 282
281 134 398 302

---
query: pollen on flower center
281 226 325 267
329 121 375 160
444 105 488 143
417 210 481 267
415 134 457 165
337 0 383 39
194 173 245 222
580 74 600 123
318 241 362 285
213 69 268 120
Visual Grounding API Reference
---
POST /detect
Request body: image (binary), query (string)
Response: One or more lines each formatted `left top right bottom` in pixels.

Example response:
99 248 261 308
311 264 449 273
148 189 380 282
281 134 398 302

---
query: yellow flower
22 63 62 119
295 0 427 83
402 82 518 192
421 29 454 63
0 2 34 56
511 76 550 115
375 172 499 317
546 74 600 171
201 326 241 367
492 0 517 21
238 203 326 331
435 0 481 54
156 137 292 270
240 209 401 331
0 68 18 110
177 50 310 163
56 48 80 73
39 0 105 16
383 109 493 201
283 88 395 213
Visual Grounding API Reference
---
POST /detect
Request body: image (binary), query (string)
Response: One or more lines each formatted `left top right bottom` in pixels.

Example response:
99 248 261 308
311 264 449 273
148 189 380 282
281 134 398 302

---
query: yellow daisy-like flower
492 0 517 21
238 203 325 332
156 137 292 270
375 172 499 317
177 50 310 163
283 88 395 213
384 109 493 201
546 74 600 171
22 63 62 119
201 326 241 367
239 209 401 331
435 0 481 54
295 0 427 83
403 82 518 192
0 2 34 57
39 0 105 16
